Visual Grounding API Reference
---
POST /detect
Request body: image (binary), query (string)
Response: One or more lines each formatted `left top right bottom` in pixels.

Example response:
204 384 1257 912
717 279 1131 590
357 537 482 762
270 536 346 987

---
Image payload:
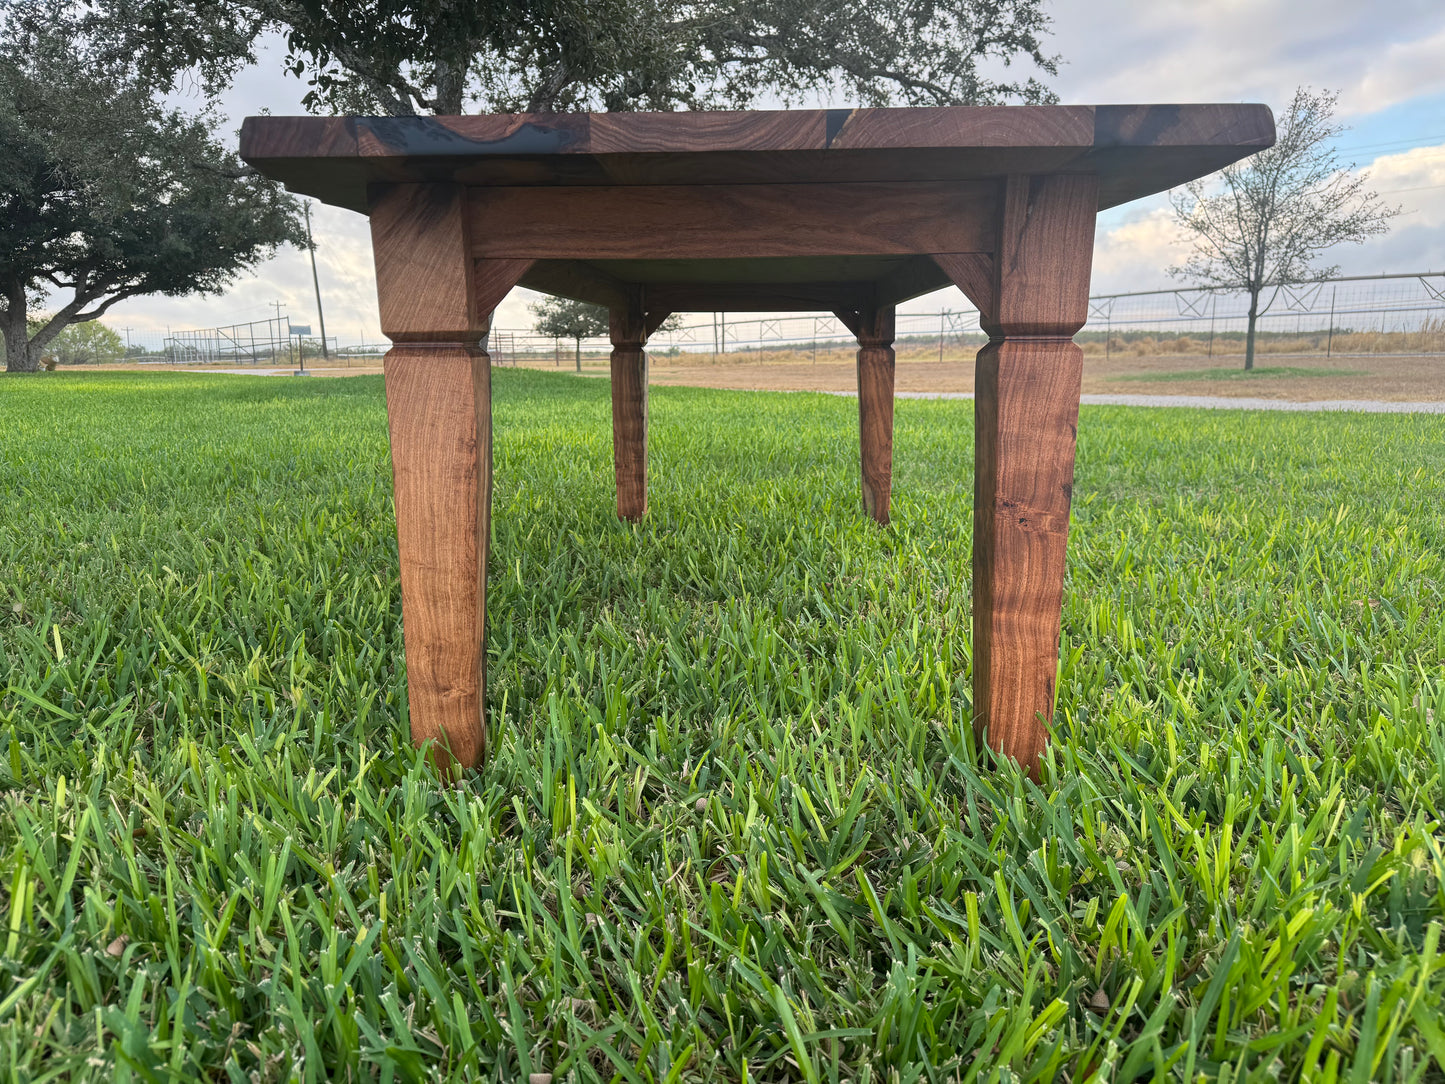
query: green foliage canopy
62 0 1060 116
0 30 305 372
24 317 126 365
530 297 610 342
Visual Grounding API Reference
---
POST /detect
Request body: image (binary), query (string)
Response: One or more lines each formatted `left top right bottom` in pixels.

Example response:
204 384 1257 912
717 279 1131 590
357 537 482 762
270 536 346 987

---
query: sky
92 0 1445 347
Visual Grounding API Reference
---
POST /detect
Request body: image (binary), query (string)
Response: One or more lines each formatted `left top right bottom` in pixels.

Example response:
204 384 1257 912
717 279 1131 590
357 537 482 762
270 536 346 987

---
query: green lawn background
1 371 1443 1082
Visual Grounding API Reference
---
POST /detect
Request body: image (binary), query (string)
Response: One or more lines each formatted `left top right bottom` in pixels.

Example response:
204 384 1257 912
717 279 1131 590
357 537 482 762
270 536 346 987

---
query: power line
1374 182 1445 196
1334 133 1445 156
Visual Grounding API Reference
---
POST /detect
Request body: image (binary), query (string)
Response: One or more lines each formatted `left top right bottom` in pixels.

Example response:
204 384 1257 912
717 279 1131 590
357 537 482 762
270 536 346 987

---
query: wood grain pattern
931 253 995 319
476 257 537 319
242 105 1274 214
609 297 651 521
372 182 531 773
846 306 896 525
588 110 825 153
384 345 493 774
370 185 481 343
468 182 994 260
961 173 1098 778
828 106 1093 150
989 174 1097 336
971 338 1082 777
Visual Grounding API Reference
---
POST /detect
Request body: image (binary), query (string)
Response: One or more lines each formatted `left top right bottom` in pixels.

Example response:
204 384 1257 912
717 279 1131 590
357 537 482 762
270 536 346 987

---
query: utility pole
1325 286 1337 358
304 203 330 359
119 327 133 360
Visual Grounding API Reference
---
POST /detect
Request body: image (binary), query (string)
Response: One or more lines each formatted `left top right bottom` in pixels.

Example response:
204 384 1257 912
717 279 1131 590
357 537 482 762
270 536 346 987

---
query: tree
25 317 125 365
531 298 610 372
530 298 684 371
60 0 1060 116
0 32 305 372
1169 87 1398 371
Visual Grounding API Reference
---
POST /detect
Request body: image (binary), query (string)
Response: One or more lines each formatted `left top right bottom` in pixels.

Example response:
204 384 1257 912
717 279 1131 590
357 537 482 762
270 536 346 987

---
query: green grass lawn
2 370 1444 1083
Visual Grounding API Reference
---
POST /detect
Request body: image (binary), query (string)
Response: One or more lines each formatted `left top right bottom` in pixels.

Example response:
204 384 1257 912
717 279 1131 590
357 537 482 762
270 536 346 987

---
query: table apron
466 181 999 259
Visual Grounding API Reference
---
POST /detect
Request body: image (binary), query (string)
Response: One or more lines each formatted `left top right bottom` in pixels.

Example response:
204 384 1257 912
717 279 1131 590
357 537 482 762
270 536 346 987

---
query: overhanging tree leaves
0 32 305 373
1169 87 1398 371
62 0 1060 116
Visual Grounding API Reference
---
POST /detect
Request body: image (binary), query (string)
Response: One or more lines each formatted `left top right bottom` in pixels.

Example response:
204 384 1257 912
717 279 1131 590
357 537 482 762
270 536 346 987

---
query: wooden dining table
240 104 1274 776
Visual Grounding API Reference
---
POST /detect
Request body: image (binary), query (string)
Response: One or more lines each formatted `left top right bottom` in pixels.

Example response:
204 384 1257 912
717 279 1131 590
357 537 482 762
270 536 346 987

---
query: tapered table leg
384 345 492 771
942 174 1097 776
972 336 1083 775
370 182 531 773
610 298 649 521
855 305 896 524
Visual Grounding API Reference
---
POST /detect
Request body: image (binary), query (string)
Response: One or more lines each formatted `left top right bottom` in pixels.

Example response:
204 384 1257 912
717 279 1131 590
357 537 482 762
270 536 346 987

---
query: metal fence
472 270 1445 366
99 315 339 366
109 270 1445 368
1082 271 1445 360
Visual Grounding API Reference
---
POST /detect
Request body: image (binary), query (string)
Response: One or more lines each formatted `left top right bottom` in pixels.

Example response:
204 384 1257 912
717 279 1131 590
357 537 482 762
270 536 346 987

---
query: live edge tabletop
240 105 1274 777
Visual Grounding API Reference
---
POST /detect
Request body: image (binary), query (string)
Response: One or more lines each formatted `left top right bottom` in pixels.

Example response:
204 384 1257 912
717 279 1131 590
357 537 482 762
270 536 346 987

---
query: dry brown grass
83 326 1445 401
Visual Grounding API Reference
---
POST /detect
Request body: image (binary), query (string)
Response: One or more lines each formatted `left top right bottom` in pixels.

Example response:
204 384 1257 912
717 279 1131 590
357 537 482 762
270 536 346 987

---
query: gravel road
840 392 1445 414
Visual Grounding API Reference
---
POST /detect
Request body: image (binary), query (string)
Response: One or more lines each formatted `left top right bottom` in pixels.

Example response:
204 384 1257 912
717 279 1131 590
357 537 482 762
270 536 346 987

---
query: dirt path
644 352 1445 402
822 391 1445 414
86 347 1445 402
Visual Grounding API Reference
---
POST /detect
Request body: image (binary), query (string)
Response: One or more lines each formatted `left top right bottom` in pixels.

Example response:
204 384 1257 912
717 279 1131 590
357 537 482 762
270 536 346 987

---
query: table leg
369 182 531 772
972 336 1082 776
610 298 649 521
940 174 1097 776
855 305 896 525
385 346 492 772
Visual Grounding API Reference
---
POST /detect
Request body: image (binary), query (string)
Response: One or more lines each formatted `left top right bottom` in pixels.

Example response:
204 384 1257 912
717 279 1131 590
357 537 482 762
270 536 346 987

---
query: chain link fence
481 271 1445 368
102 270 1445 370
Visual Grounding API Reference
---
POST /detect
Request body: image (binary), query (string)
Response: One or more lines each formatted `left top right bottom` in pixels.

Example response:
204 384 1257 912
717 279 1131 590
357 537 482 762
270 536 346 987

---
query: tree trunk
1244 287 1260 372
2 312 39 373
432 59 466 115
574 338 581 373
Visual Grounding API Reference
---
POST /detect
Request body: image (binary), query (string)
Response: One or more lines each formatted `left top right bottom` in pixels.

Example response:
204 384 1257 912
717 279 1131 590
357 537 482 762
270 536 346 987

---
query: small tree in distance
530 297 684 371
25 317 126 365
531 297 610 372
1169 87 1399 371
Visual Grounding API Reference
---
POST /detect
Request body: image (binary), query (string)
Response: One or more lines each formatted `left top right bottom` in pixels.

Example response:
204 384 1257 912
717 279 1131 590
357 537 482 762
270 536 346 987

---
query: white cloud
1342 145 1445 273
1089 206 1192 294
1339 25 1445 115
1049 0 1445 116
